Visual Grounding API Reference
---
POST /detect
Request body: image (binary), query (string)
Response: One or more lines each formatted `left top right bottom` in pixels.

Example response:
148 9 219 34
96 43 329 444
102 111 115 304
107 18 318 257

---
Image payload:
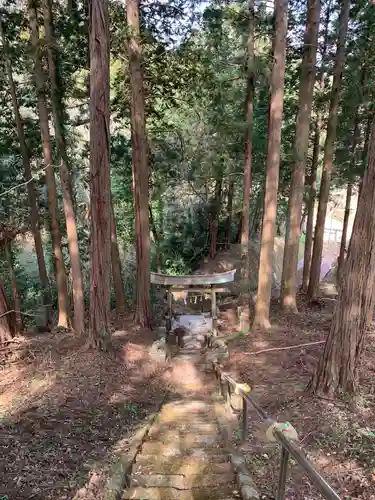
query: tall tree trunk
88 0 111 347
149 204 162 272
209 177 222 259
0 280 13 344
43 0 85 335
358 113 374 197
28 2 70 328
235 213 243 243
110 200 127 313
250 189 263 236
158 198 164 239
302 120 320 290
300 205 307 231
281 0 320 312
127 0 151 328
254 0 288 329
336 108 362 283
0 20 50 322
253 213 261 235
337 182 352 284
225 179 234 249
240 0 255 303
302 1 331 292
308 119 375 397
362 111 374 172
307 0 351 298
5 242 23 333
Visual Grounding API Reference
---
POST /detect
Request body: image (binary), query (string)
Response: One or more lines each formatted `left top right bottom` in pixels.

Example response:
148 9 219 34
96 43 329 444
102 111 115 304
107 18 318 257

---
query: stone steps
133 458 233 476
122 486 239 499
135 451 230 466
143 433 219 447
148 423 218 437
122 350 239 500
140 442 224 456
129 472 234 489
176 347 204 355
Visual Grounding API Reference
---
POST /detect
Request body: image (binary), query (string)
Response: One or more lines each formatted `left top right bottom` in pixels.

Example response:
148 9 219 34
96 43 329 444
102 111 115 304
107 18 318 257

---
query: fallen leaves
221 301 375 499
0 321 170 499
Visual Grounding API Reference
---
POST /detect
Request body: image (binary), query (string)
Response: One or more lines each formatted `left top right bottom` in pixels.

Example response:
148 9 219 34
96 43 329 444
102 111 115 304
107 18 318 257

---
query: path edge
214 383 260 499
103 396 166 500
231 453 260 500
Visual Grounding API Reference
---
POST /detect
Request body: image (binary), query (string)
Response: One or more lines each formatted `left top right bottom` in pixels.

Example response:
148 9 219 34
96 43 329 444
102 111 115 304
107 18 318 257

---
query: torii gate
150 270 236 343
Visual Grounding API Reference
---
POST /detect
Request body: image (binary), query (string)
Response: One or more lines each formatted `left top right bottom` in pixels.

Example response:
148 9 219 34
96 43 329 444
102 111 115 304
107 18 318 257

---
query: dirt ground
219 299 375 500
196 239 341 298
0 317 170 500
2 299 374 500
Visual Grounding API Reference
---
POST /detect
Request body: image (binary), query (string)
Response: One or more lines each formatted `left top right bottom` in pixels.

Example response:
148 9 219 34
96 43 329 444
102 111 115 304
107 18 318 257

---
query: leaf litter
0 318 170 500
219 299 375 500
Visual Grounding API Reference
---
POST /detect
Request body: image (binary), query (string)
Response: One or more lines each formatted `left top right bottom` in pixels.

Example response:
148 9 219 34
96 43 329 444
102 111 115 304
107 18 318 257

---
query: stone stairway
122 346 240 500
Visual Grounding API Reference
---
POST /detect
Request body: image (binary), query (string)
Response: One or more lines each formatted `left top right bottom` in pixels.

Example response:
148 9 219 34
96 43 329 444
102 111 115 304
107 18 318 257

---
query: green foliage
0 0 374 320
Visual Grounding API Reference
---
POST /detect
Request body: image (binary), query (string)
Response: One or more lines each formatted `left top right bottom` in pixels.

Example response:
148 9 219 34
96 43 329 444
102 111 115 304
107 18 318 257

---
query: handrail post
226 380 231 409
277 445 289 500
222 378 230 409
216 369 223 397
221 374 227 401
242 396 248 442
215 366 341 500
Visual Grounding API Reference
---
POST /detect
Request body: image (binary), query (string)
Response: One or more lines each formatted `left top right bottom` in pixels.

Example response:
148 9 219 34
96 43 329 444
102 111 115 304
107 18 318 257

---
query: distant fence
323 227 342 243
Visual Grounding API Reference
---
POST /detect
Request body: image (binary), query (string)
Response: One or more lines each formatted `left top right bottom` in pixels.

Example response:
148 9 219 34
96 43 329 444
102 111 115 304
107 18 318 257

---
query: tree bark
358 113 374 197
240 0 255 304
149 204 162 272
281 0 320 312
254 0 288 329
0 280 13 344
43 0 85 335
225 179 234 249
336 108 362 283
300 205 307 232
127 0 151 328
307 0 351 299
110 199 127 314
302 120 320 290
209 177 222 259
308 119 375 397
301 1 331 292
0 20 50 322
362 111 374 172
250 189 263 236
158 198 164 240
88 0 111 348
337 182 352 284
5 241 23 333
28 2 70 328
235 213 243 243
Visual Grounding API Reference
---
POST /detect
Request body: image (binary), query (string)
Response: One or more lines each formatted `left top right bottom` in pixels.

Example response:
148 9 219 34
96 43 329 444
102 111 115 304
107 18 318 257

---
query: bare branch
0 164 53 198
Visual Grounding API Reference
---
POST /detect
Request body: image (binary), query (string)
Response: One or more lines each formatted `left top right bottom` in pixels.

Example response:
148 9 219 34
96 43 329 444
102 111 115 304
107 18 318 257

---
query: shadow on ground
0 318 173 500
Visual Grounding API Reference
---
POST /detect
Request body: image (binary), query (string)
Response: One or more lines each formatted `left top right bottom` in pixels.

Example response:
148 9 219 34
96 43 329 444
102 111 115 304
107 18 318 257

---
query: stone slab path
122 343 240 500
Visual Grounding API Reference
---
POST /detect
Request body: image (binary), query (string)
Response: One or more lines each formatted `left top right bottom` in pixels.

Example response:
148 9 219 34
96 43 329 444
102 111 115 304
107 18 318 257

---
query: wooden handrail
214 363 341 500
